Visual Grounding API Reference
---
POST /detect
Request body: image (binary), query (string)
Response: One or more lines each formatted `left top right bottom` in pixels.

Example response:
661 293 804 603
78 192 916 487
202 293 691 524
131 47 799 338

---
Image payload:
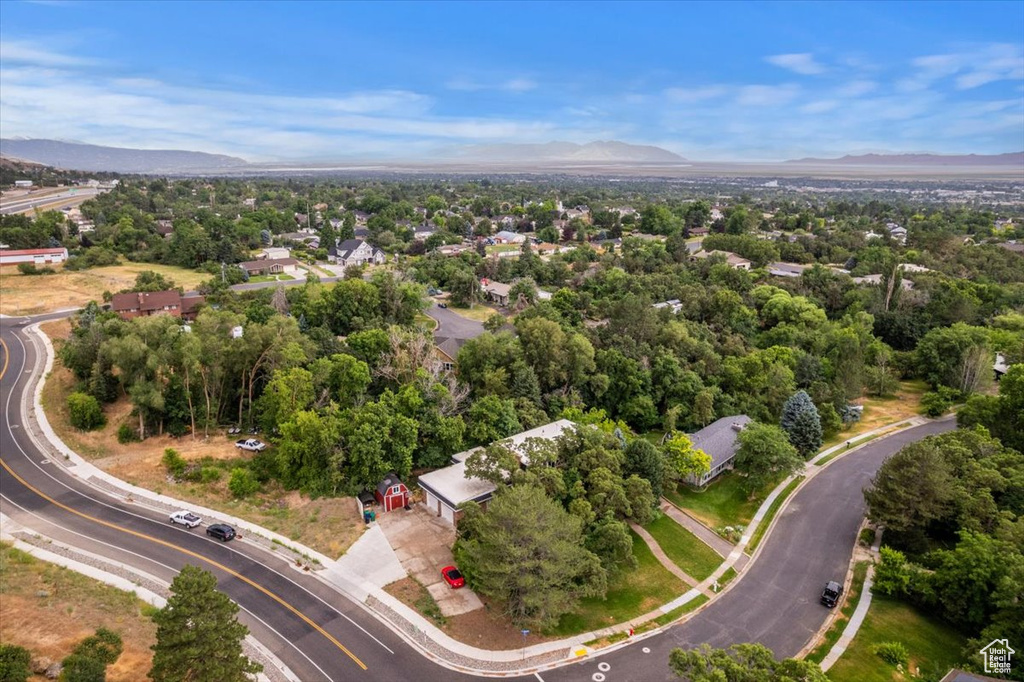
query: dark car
206 524 236 542
437 302 448 308
821 580 843 607
441 565 465 589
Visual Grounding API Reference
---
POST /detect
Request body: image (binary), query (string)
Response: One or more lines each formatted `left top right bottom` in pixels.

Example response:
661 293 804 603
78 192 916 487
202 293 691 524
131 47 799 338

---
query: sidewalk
629 521 709 595
16 320 942 676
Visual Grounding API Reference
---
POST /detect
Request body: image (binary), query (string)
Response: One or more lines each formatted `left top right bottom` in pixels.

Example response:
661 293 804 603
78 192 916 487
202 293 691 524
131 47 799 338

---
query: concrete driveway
377 504 483 616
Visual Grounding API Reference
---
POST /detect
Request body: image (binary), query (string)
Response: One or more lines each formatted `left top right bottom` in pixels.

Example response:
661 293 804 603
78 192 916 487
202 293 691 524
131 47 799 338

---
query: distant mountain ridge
446 140 687 164
786 151 1024 167
0 139 249 173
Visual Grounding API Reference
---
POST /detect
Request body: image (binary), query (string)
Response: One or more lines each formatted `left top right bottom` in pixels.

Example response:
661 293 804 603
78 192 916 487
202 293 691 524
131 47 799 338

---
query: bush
59 653 106 682
64 247 119 271
229 468 260 498
872 641 909 667
921 386 961 417
0 643 32 682
199 467 222 484
17 262 55 275
71 628 122 666
161 448 187 479
116 424 139 444
67 392 105 431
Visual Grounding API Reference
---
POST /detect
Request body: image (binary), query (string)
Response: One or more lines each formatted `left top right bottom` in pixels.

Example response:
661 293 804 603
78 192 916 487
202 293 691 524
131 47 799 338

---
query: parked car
206 523 236 542
820 580 843 607
235 439 266 452
437 302 448 308
169 510 202 528
441 565 465 589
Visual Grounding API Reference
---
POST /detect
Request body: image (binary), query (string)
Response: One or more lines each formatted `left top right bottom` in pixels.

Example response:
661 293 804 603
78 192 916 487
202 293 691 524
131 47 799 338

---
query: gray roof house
328 238 385 267
687 415 752 486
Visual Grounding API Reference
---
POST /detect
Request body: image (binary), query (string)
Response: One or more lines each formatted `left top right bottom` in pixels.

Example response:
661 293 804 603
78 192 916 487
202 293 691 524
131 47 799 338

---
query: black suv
820 580 843 607
206 524 236 542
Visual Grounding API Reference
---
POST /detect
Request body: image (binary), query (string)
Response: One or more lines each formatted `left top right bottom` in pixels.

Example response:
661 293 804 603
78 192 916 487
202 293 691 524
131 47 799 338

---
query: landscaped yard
550 530 687 635
0 261 210 315
247 273 296 283
643 514 724 581
450 303 498 321
827 595 967 682
664 472 767 533
0 543 157 681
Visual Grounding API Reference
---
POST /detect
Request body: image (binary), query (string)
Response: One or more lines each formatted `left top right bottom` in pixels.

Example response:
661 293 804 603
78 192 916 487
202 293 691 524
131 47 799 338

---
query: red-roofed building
0 247 69 266
110 290 205 321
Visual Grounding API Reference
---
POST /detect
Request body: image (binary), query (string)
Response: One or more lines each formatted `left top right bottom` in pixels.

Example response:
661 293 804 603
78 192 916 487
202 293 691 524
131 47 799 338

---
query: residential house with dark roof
238 258 300 276
328 239 385 267
687 415 752 486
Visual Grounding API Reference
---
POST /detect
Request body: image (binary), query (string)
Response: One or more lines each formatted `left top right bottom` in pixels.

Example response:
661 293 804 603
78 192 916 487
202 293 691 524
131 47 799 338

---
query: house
481 279 512 306
691 250 752 270
155 220 174 238
238 258 300 276
374 472 410 512
887 223 908 244
110 290 205 321
994 353 1010 381
689 226 710 237
687 415 752 486
653 299 683 314
433 336 468 373
14 180 33 188
437 243 471 256
418 420 577 525
768 262 811 278
493 230 526 244
258 247 291 260
938 669 1003 682
328 238 385 267
413 223 437 240
0 247 69 266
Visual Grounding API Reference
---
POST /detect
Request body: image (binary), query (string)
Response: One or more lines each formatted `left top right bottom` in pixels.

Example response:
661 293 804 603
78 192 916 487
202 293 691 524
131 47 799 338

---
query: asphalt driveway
426 303 486 340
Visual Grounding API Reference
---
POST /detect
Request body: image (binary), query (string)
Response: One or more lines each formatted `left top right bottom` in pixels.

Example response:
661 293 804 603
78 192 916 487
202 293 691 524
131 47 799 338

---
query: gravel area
366 595 570 672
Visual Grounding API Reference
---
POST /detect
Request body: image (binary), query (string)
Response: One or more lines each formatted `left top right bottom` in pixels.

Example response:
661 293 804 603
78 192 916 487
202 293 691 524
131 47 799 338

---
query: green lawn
550 530 687 635
806 561 870 664
747 475 804 553
827 595 967 682
651 594 708 628
248 274 295 283
450 303 498 322
643 515 724 582
664 472 767 532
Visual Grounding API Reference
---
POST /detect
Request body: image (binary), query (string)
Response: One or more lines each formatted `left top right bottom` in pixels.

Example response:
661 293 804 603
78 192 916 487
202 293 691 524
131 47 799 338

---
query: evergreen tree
150 566 262 682
780 390 823 457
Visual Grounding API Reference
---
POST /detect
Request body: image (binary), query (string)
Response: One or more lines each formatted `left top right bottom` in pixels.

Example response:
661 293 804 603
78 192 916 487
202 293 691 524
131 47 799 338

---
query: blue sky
1 0 1022 161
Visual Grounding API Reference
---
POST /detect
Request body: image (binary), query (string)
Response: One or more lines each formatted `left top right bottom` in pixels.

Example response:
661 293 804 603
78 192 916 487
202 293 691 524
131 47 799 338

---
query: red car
441 565 465 589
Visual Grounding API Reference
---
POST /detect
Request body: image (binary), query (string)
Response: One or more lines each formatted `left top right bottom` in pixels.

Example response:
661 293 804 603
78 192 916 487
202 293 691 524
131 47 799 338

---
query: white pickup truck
235 438 267 452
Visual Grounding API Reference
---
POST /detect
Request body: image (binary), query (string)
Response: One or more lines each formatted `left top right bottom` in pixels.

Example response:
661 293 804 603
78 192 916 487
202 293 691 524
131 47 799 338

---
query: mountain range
443 140 687 164
785 152 1024 167
0 138 248 173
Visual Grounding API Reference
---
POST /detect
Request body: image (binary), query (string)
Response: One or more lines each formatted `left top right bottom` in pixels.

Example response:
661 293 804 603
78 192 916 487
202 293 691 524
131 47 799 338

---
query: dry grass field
0 543 157 681
0 262 210 316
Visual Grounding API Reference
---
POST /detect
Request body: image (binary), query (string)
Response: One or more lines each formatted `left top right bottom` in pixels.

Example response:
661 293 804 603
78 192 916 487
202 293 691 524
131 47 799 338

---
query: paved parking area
377 504 483 616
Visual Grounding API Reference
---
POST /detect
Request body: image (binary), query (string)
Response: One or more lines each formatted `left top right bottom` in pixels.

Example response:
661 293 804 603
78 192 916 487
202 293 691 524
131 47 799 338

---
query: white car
169 510 202 528
235 439 267 452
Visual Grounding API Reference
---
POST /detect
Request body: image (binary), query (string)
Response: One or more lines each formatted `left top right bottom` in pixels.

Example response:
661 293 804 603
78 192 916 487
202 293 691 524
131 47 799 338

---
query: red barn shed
375 472 410 512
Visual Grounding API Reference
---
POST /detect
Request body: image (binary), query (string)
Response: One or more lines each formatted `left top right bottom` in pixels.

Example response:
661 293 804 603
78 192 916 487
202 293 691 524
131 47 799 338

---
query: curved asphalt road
1 312 955 682
0 317 482 682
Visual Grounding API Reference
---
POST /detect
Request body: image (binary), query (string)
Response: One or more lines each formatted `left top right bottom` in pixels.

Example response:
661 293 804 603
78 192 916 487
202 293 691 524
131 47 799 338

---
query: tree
779 391 823 457
624 438 667 499
669 643 827 682
863 440 956 536
453 485 606 629
915 323 992 394
466 395 522 446
0 643 31 682
150 565 262 682
277 409 342 494
67 392 105 431
662 432 711 482
733 423 803 494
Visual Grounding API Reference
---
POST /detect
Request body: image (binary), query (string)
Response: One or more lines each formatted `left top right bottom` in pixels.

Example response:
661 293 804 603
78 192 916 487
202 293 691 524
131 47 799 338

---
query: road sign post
521 629 530 660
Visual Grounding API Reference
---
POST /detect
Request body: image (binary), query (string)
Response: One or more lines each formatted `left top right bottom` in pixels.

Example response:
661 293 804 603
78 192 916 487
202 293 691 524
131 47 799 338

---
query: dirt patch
383 578 558 650
0 544 156 681
36 323 365 560
1 262 210 316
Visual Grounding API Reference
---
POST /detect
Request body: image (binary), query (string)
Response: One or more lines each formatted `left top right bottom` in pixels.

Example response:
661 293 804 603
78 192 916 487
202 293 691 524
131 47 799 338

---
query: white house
328 239 385 267
418 420 577 525
493 230 526 244
259 247 291 260
0 247 69 266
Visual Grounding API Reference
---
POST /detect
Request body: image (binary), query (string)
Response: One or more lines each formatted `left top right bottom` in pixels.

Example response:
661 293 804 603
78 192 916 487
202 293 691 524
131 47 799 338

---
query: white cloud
663 85 728 103
908 44 1024 90
765 53 825 75
446 76 537 93
837 80 877 97
800 100 838 114
502 78 536 93
736 84 800 107
0 40 102 67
